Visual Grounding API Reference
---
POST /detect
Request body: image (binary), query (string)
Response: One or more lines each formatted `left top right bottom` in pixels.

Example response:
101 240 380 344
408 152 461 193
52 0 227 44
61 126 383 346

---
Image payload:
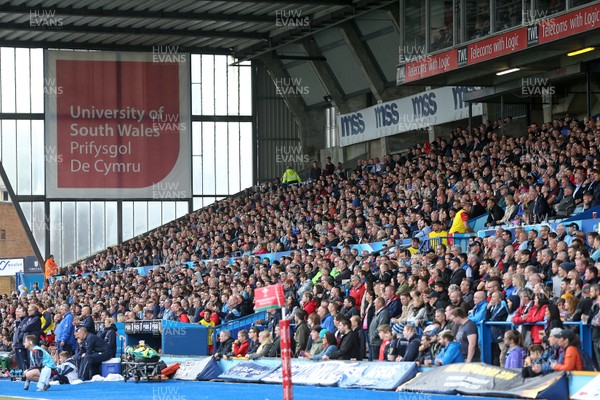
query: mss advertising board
45 51 191 199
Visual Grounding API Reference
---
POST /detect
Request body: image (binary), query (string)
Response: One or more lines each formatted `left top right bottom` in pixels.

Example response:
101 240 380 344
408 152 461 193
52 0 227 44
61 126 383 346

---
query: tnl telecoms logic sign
45 51 191 199
397 2 600 84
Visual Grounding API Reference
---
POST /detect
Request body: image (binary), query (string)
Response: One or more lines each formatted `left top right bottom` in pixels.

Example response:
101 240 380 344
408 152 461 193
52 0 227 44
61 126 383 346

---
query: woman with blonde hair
512 274 526 297
488 267 501 279
248 330 273 360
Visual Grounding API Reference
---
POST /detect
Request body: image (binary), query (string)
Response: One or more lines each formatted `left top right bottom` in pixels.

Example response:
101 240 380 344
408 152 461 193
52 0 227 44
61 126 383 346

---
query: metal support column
252 60 259 186
117 200 123 245
500 94 505 136
586 62 592 117
468 102 473 132
44 199 50 258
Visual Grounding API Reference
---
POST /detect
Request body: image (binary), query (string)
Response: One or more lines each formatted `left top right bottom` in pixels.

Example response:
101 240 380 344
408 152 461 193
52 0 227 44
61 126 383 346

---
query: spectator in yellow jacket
281 167 301 184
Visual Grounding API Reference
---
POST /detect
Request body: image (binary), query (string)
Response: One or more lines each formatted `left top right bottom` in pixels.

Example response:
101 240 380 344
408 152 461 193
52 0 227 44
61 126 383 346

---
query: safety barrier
213 310 267 347
478 320 592 365
121 319 212 355
94 321 126 357
417 233 477 253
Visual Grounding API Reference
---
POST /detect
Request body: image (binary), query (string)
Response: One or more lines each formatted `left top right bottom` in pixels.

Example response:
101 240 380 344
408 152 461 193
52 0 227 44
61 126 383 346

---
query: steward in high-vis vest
44 255 58 282
281 167 301 184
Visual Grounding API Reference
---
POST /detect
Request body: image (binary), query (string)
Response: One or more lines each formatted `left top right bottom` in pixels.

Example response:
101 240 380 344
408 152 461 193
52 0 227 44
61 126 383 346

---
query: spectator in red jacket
512 289 533 326
173 302 190 323
513 292 548 344
349 275 366 307
229 330 250 358
301 292 318 316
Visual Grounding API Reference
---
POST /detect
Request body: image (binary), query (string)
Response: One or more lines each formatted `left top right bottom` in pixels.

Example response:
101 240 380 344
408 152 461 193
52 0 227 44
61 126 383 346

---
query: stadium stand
4 114 600 380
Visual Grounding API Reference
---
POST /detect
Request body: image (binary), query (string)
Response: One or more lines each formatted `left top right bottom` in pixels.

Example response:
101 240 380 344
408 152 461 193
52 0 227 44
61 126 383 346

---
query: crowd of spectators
1 114 600 379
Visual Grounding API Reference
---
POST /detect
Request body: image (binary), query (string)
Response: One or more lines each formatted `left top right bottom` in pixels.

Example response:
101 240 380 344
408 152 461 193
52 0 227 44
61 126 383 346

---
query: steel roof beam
2 21 268 40
301 38 350 114
259 51 313 137
2 4 275 23
339 21 385 103
0 39 231 54
234 0 396 62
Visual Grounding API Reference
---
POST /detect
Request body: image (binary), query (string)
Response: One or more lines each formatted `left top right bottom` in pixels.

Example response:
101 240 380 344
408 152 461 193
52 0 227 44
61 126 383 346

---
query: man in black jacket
74 326 111 380
21 305 43 341
530 188 550 223
15 304 43 370
589 286 600 370
368 297 390 360
350 315 366 361
213 330 235 361
79 306 96 334
325 319 360 360
12 306 28 370
449 258 467 286
340 296 360 318
390 324 421 361
485 198 505 227
101 318 118 359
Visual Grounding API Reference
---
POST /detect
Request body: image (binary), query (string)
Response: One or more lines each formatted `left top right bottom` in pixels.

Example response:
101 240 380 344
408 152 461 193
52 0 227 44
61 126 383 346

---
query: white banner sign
573 373 600 400
337 86 483 147
0 258 24 276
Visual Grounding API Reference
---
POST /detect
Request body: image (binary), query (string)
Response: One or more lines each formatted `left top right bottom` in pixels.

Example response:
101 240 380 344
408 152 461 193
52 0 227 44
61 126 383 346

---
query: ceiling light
496 68 520 76
567 47 595 57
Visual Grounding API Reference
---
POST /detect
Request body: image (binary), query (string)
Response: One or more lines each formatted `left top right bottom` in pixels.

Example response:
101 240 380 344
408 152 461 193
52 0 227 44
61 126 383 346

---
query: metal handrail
484 321 587 334
478 320 592 365
212 311 267 348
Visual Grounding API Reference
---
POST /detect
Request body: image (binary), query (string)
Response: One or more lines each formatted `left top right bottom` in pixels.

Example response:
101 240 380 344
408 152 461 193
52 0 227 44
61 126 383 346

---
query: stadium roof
0 0 394 60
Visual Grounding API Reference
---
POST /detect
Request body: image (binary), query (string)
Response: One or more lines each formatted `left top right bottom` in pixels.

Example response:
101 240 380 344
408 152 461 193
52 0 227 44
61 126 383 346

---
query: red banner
539 3 600 44
467 28 528 64
401 50 458 82
280 319 294 400
254 284 285 311
45 51 191 199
